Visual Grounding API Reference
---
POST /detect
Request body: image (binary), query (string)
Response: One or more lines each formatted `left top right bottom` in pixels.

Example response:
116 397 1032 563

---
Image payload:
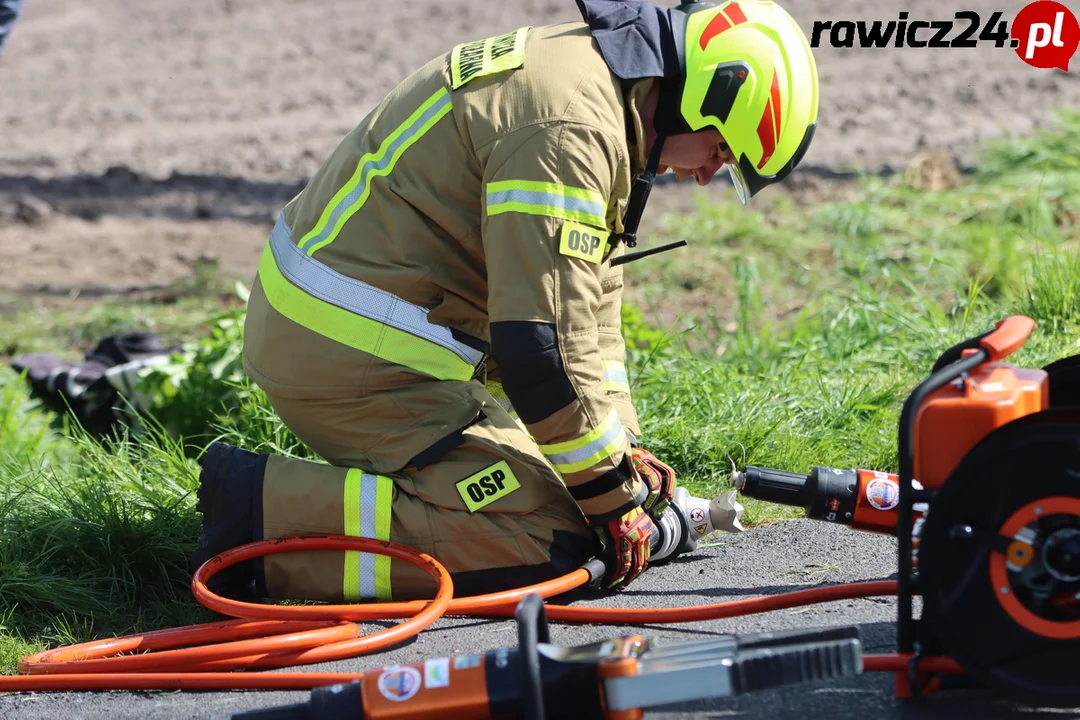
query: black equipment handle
739 466 814 507
896 347 990 655
515 594 550 720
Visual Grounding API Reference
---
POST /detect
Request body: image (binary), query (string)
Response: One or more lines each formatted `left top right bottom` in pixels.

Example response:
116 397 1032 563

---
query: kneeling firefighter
193 0 819 601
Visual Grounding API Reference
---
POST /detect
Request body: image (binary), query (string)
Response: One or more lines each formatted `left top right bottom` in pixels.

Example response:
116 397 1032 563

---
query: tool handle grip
930 315 1035 373
738 466 814 508
979 315 1035 363
516 594 548 720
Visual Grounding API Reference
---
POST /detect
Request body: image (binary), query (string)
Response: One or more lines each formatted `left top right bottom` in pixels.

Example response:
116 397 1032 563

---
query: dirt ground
0 0 1077 294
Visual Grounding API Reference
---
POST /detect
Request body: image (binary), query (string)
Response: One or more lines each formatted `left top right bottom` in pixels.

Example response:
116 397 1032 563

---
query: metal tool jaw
650 486 746 564
597 625 863 714
515 593 863 719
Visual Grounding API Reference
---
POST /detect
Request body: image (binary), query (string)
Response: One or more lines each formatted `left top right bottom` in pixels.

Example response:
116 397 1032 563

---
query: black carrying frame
895 342 993 694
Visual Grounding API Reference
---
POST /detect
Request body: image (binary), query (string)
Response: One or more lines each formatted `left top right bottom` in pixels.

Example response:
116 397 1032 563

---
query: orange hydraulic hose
863 654 964 675
0 534 952 693
532 580 899 624
18 537 453 676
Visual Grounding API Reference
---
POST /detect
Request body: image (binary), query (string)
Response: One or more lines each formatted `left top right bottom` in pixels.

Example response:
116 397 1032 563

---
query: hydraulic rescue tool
735 315 1080 707
230 595 862 720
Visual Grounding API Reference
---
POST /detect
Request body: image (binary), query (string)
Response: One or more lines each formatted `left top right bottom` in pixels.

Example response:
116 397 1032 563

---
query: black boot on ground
189 441 267 601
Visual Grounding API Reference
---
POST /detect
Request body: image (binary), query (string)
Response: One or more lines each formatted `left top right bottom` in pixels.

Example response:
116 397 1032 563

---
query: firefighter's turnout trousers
247 335 594 601
243 23 654 602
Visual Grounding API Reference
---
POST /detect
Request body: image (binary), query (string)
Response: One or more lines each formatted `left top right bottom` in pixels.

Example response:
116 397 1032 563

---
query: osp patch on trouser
256 389 594 602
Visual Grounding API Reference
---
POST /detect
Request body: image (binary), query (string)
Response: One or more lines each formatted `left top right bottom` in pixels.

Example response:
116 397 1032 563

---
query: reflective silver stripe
270 213 484 367
542 412 624 469
486 189 606 219
602 363 629 387
357 472 378 599
300 89 453 253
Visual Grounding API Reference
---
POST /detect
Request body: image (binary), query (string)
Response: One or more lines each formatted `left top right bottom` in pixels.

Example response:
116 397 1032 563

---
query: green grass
0 111 1078 672
627 110 1080 336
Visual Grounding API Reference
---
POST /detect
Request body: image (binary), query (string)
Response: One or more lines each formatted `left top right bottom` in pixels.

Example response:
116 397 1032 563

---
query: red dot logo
1011 1 1080 70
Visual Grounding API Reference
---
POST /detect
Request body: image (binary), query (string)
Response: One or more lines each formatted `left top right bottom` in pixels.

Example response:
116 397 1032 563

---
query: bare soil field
0 0 1077 294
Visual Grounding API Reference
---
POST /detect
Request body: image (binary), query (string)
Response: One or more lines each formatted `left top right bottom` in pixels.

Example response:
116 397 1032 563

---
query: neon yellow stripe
257 244 474 382
486 180 604 205
299 88 453 256
373 475 394 602
538 409 625 475
306 94 451 255
300 88 448 251
486 179 607 227
486 202 605 227
538 409 620 455
299 97 431 250
548 435 623 474
342 469 363 601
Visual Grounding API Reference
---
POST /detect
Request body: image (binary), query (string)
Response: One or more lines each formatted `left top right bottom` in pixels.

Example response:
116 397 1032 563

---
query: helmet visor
726 162 751 206
727 123 818 205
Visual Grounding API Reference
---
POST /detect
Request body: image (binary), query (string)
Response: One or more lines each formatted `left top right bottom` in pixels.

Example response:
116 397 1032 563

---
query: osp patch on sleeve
450 27 530 90
455 460 521 512
559 221 610 265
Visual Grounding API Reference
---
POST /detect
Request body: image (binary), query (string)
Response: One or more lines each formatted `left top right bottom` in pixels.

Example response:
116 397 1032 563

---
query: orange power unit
914 352 1047 490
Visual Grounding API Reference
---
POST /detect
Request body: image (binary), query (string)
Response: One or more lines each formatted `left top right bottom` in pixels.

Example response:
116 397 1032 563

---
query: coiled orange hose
0 534 959 692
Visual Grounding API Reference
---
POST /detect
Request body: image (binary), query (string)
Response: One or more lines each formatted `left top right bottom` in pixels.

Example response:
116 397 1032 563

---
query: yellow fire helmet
678 0 819 203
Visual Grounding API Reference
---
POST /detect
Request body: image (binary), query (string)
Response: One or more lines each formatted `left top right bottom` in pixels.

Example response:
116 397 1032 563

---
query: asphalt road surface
2 520 1077 720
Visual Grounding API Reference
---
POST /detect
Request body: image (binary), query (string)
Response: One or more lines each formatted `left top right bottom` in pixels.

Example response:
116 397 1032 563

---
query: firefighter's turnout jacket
243 20 659 601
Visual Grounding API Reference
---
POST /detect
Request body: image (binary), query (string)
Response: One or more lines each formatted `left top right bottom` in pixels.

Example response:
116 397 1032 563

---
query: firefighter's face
658 129 734 186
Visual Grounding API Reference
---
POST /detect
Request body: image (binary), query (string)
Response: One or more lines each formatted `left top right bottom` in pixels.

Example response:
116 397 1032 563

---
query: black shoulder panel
489 321 578 424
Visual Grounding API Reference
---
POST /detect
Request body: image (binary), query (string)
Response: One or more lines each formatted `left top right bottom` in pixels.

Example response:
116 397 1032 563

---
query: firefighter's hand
599 506 655 588
632 447 677 516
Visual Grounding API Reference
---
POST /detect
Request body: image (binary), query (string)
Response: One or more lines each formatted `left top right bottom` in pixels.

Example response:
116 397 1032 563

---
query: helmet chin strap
611 134 689 267
614 133 666 251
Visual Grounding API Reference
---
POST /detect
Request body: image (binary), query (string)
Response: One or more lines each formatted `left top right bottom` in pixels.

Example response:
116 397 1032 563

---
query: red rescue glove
632 447 677 516
598 506 655 588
